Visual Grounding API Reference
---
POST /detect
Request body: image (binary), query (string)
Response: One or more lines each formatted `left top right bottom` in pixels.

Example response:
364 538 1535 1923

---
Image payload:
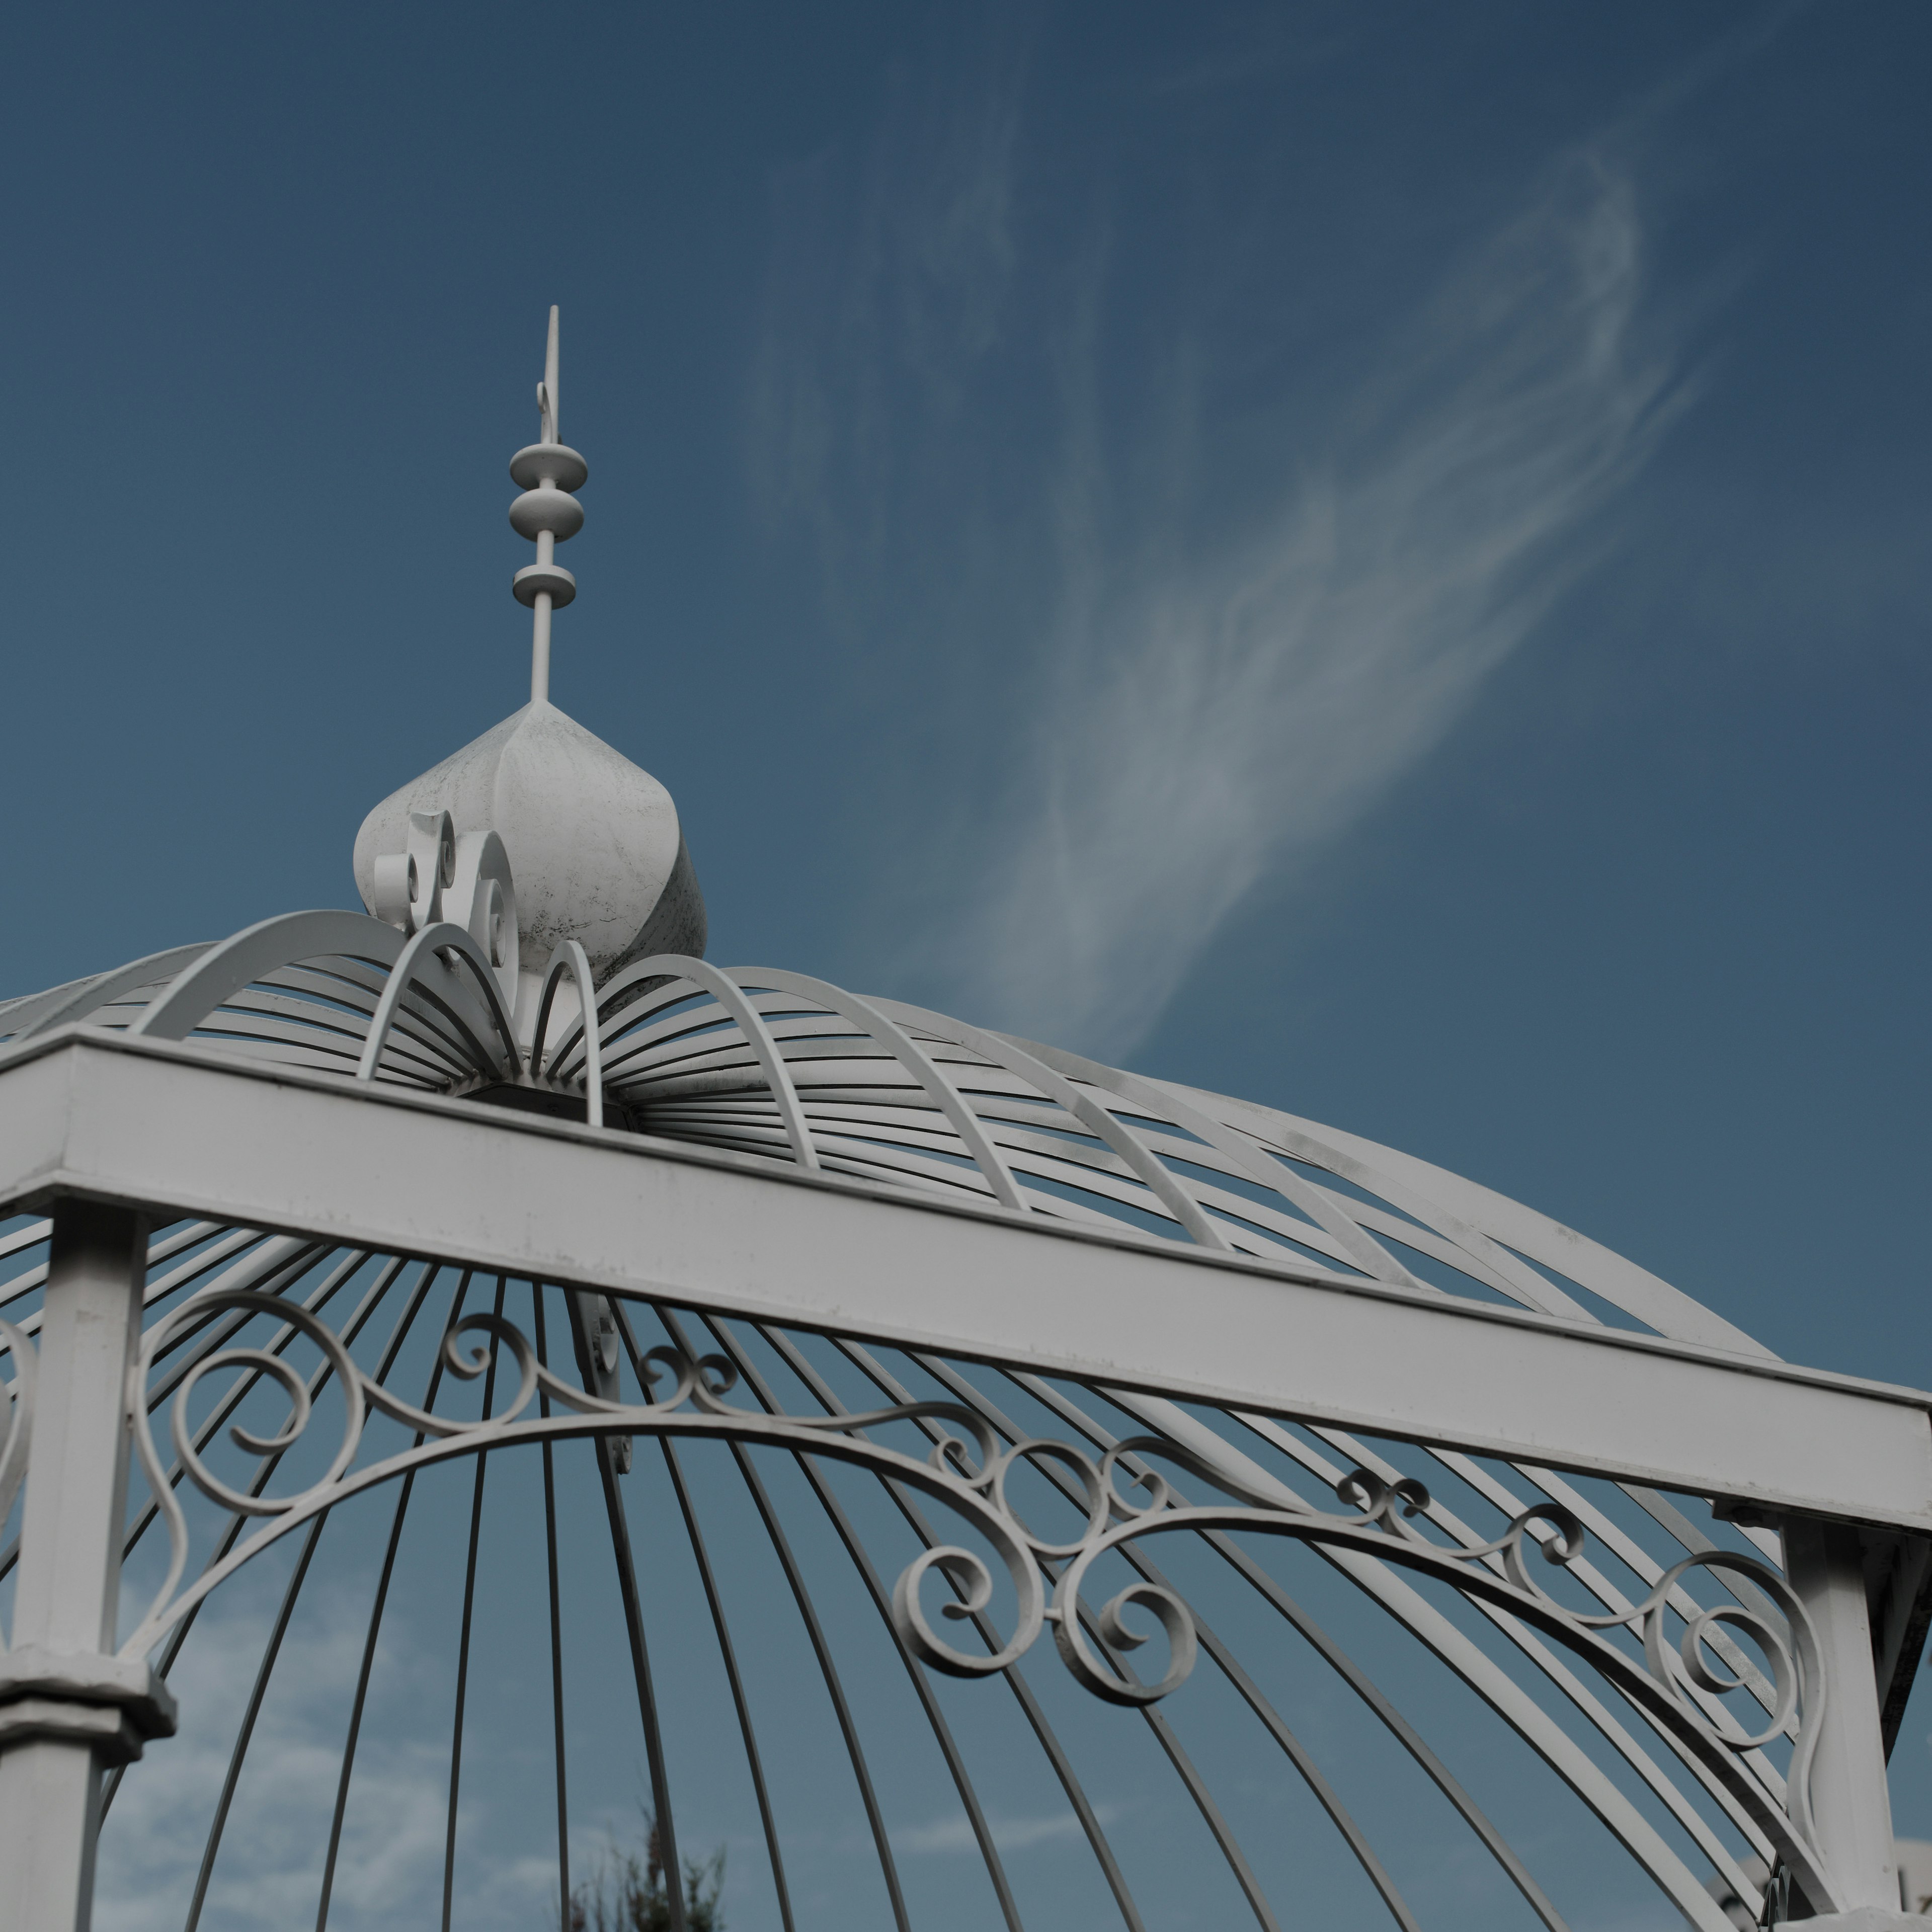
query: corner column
1782 1515 1900 1918
0 1202 175 1932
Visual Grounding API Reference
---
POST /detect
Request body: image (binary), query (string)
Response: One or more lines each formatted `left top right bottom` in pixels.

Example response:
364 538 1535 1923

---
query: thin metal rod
167 1258 422 1905
689 1317 1029 1932
658 1436 797 1932
1138 1705 1282 1932
443 1275 507 1932
533 1286 573 1932
568 1290 687 1932
532 592 552 705
183 1518 326 1932
603 1278 794 1932
819 1339 1149 1932
1118 1539 1416 1927
316 1268 468 1932
1199 1524 1569 1930
716 1438 910 1932
545 306 560 442
621 1312 910 1932
824 1332 1273 1932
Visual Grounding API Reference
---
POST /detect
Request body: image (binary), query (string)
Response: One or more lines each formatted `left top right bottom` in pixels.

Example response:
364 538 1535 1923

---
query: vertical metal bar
0 1201 148 1932
183 1520 326 1931
624 1308 912 1930
817 1340 1144 1932
718 1438 912 1932
442 1276 507 1932
316 1267 466 1932
692 1317 1026 1932
566 1291 687 1932
612 1305 908 1932
532 1285 572 1932
657 1436 798 1932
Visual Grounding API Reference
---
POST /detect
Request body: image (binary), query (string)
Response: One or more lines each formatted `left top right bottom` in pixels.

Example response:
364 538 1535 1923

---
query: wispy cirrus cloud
931 161 1684 1059
749 45 1686 1064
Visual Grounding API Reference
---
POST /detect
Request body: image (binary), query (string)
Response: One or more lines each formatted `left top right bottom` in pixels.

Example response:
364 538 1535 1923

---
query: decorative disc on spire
509 306 588 704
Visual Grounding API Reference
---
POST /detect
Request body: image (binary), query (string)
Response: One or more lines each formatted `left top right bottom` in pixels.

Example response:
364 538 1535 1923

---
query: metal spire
509 305 587 705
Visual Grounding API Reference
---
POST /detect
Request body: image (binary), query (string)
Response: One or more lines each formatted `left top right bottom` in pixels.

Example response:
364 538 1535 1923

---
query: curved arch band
117 1286 1841 1916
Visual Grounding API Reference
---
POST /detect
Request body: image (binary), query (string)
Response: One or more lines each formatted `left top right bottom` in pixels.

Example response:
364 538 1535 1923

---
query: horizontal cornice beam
3 1031 1927 1529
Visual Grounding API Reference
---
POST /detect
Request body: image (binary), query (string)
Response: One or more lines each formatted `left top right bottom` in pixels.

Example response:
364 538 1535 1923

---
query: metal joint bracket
0 1648 179 1765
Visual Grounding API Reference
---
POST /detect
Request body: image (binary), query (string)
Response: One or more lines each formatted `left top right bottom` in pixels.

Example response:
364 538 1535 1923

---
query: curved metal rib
11 942 216 1039
356 923 520 1084
134 911 403 1041
532 940 603 1121
316 1269 466 1932
678 1310 1029 1932
859 1000 1231 1249
737 970 1029 1212
910 1010 1416 1282
592 958 820 1170
531 1287 574 1932
443 1276 508 1932
1152 1081 1774 1353
656 1433 798 1932
182 1521 326 1932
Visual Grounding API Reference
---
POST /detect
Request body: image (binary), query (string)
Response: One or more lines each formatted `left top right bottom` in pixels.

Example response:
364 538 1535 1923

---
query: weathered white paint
351 698 705 981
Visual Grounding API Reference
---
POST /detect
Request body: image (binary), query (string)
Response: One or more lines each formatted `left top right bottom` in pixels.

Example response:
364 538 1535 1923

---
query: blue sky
2 3 1928 1921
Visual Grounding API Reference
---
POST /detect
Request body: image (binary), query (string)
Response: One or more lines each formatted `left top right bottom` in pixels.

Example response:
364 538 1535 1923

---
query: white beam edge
2 1029 1928 1530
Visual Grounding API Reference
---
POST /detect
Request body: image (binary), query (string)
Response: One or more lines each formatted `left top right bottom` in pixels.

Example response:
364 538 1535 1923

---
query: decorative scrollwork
121 1293 1830 1905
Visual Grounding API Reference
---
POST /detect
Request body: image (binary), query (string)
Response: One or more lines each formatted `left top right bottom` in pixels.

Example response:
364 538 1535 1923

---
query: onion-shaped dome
351 699 705 984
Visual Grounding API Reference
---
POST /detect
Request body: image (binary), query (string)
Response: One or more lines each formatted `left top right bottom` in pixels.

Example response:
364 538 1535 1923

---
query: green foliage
566 1809 724 1932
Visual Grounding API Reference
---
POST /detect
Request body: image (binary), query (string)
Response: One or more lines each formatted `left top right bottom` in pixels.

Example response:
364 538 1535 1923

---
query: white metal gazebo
1 314 1925 1932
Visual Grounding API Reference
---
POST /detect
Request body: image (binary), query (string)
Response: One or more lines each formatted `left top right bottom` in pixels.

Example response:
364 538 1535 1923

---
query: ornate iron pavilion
1 313 1925 1932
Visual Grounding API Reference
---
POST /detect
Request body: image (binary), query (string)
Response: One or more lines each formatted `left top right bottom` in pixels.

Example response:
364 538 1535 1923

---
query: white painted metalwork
0 310 1923 1932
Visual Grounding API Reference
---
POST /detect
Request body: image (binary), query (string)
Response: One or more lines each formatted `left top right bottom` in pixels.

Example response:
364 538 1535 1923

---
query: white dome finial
509 305 587 705
355 308 707 1018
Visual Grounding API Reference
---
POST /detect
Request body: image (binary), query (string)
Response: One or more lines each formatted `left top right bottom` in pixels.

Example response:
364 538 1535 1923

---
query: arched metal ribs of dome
3 918 1773 1351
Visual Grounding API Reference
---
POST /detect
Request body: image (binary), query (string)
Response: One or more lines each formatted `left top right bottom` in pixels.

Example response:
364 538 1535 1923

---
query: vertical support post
0 1202 172 1932
1783 1516 1899 1915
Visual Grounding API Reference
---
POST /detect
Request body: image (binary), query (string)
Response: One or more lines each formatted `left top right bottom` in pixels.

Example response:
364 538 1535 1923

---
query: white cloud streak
894 1802 1120 1856
751 61 1685 1062
933 163 1682 1058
